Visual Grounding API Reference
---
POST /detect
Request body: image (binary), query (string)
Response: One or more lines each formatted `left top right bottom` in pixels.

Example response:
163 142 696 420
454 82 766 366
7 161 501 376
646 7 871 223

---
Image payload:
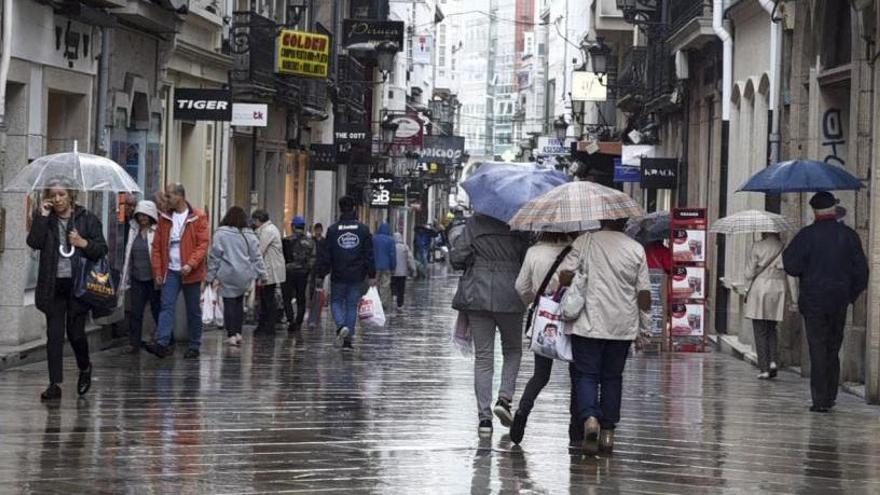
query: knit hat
809 191 838 210
291 215 306 228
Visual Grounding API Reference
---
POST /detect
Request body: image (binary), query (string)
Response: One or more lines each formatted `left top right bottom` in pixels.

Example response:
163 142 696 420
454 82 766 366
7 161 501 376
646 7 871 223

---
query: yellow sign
276 30 330 78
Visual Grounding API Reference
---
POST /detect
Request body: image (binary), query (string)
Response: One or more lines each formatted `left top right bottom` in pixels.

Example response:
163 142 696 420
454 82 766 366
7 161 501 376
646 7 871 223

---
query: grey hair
168 183 186 197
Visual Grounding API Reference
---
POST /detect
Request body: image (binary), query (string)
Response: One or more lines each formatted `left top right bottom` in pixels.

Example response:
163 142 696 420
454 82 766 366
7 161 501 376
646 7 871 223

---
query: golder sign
421 135 465 165
276 29 330 78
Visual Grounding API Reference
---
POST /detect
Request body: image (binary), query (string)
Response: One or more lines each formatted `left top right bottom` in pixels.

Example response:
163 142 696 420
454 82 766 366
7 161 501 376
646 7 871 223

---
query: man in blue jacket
373 222 397 310
316 196 376 349
783 191 869 413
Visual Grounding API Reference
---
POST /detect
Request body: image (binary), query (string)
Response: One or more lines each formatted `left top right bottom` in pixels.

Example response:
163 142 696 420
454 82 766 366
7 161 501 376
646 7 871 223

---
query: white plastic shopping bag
451 311 472 357
358 287 386 327
200 285 224 327
528 296 572 361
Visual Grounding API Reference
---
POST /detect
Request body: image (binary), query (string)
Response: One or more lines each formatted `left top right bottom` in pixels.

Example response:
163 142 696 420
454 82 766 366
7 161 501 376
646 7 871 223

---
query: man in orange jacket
145 183 210 359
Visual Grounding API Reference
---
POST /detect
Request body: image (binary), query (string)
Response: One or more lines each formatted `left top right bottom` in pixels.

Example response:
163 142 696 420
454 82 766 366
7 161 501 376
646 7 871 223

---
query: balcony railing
668 0 712 37
302 79 328 114
336 54 367 116
646 39 675 103
615 47 648 101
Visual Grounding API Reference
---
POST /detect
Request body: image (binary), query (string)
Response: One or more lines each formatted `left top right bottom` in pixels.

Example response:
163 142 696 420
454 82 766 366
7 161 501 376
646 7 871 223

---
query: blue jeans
570 336 631 430
156 270 203 350
330 281 364 340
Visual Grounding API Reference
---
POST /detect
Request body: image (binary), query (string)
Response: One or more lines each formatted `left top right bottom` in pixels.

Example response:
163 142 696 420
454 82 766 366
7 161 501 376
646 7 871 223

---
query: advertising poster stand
669 208 709 352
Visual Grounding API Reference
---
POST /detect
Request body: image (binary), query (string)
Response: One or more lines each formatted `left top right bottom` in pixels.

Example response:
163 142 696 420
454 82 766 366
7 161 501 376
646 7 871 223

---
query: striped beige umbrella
709 209 796 234
509 181 643 232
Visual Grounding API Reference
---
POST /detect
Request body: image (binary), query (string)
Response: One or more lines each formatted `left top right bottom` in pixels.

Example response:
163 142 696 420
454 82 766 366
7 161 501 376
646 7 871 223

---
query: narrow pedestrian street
0 276 877 494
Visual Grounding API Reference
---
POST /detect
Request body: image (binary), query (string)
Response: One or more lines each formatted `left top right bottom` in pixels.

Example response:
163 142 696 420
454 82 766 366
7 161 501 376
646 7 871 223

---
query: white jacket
256 221 286 286
514 241 569 305
120 201 159 292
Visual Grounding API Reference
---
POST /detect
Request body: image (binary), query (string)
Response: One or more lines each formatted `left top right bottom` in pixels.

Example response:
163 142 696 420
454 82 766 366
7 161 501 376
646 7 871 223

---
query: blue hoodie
373 222 397 272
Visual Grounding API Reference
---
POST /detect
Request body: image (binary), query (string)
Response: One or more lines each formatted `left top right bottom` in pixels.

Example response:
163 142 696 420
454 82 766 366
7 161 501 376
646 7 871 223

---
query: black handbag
74 256 119 311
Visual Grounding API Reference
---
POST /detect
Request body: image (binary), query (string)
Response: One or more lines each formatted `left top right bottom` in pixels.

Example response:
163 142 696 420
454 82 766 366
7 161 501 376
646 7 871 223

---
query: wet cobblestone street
2 275 880 494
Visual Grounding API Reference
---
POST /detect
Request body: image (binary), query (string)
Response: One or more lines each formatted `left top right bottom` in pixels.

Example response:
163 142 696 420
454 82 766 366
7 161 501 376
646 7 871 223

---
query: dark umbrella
737 159 863 193
625 211 670 244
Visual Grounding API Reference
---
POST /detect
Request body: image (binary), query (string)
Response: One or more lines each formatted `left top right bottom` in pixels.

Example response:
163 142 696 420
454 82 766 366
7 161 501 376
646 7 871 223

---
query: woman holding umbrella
26 178 108 401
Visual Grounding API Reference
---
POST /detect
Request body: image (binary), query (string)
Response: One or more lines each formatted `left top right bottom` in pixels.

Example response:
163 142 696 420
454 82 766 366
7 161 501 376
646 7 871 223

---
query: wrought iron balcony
334 54 367 117
615 47 648 108
646 39 676 105
301 78 329 117
666 0 714 52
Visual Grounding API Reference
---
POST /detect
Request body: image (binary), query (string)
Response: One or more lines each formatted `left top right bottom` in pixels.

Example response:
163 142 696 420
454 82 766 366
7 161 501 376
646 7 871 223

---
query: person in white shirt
559 218 651 455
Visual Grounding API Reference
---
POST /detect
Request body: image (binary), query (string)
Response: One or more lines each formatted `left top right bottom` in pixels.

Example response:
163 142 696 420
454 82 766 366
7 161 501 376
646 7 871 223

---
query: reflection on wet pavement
2 275 880 493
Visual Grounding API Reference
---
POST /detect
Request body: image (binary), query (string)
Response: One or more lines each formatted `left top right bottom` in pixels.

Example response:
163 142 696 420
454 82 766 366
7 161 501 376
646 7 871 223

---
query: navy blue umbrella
738 159 863 193
461 162 569 223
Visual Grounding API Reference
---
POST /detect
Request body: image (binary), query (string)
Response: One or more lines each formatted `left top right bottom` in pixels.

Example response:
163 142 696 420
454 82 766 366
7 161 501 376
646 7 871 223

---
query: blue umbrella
461 163 568 223
738 159 863 193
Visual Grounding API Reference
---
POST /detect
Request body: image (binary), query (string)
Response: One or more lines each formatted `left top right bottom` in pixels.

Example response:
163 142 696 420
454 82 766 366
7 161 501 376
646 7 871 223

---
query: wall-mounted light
376 41 399 82
553 116 568 141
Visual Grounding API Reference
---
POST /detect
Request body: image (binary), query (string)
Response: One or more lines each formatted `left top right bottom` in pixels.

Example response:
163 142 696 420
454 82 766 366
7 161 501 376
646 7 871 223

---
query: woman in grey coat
207 206 268 346
450 213 529 436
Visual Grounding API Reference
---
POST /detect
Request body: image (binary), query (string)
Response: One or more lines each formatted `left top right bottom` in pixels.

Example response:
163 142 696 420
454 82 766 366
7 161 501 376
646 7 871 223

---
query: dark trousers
223 296 244 337
752 319 778 373
518 354 553 415
570 336 631 430
390 276 406 308
257 283 279 333
129 278 160 347
44 278 90 384
282 272 309 326
803 308 847 408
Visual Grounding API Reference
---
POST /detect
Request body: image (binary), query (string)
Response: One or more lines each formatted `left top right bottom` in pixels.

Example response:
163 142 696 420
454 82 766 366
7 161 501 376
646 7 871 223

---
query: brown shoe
582 417 600 455
599 429 614 453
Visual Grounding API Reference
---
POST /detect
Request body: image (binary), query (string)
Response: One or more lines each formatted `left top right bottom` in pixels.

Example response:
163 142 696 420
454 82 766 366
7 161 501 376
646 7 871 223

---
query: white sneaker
235 334 243 345
225 336 239 346
335 326 350 347
757 372 770 380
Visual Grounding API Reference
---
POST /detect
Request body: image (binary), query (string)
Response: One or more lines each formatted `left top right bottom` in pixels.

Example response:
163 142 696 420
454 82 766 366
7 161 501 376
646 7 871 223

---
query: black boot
41 383 62 401
510 410 528 445
77 365 92 396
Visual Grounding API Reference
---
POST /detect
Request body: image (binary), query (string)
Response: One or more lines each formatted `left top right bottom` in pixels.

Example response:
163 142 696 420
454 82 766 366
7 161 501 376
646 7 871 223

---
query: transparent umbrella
4 149 141 193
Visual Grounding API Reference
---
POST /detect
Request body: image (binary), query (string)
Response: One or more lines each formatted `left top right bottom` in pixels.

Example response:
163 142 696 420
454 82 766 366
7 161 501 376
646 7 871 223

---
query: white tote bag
529 295 573 361
358 287 386 328
200 285 224 327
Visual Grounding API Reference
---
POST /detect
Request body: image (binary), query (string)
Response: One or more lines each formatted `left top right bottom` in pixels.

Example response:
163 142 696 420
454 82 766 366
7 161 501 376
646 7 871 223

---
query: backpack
284 233 315 273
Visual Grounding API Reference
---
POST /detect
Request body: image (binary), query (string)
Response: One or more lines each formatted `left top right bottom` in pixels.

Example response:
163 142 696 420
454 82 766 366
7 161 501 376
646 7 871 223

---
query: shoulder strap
746 247 783 296
533 245 573 306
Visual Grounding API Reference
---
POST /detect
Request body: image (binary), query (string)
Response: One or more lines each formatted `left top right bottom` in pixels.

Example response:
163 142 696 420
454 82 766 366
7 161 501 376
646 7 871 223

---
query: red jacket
151 203 210 284
645 241 672 275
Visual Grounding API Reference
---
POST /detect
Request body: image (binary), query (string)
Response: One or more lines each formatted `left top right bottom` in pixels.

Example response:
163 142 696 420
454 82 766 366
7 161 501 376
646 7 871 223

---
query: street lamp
553 116 568 141
571 99 586 125
376 41 399 82
380 115 399 154
588 37 612 79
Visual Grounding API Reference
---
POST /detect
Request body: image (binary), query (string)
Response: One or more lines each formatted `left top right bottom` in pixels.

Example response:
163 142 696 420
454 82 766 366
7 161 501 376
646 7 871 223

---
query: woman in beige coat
745 233 797 379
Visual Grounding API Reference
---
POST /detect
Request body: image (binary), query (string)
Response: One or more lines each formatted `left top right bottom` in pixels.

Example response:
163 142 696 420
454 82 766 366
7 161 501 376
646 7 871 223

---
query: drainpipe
758 0 783 213
0 0 13 187
95 27 110 156
712 0 732 334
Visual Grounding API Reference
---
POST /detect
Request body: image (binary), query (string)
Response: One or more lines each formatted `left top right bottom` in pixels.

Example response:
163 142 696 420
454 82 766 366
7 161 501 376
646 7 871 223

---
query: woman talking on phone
26 178 108 401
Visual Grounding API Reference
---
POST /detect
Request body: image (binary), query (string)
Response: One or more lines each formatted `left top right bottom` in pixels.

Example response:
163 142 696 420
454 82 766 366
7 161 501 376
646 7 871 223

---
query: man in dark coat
783 191 869 413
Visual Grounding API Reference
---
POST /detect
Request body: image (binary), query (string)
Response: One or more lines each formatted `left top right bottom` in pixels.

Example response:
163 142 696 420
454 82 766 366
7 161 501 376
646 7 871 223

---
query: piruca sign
421 136 465 165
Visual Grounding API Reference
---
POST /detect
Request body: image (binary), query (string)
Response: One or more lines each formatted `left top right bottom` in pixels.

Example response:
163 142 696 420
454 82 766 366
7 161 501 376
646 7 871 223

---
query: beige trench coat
744 236 796 322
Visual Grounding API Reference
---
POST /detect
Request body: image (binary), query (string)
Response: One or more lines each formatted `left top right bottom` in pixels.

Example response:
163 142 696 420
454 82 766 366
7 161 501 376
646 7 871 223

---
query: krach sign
422 135 465 165
174 89 232 121
640 158 678 189
276 29 331 78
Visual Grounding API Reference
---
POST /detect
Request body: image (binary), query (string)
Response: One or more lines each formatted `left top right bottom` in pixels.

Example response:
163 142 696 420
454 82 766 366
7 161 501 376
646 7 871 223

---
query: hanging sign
309 144 337 171
334 123 372 145
173 89 232 121
413 33 433 65
613 158 640 183
422 136 465 165
640 158 678 189
535 137 572 156
369 174 394 208
276 29 331 78
389 187 407 207
571 71 607 102
392 115 423 145
342 20 405 49
231 103 268 127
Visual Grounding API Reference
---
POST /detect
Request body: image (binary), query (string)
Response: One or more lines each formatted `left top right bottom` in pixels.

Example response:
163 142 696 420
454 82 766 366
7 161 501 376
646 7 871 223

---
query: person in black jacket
783 191 869 413
315 196 375 349
26 180 108 401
